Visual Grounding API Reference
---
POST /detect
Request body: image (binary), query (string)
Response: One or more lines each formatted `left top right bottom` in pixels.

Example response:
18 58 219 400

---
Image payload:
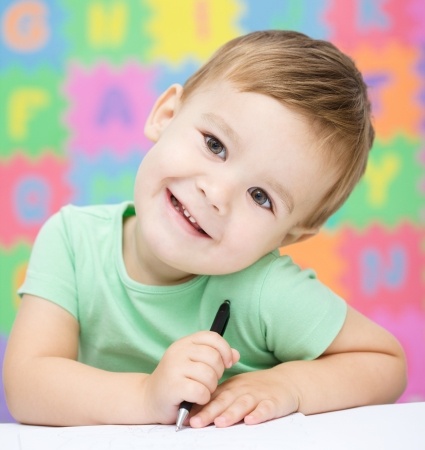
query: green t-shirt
19 202 347 380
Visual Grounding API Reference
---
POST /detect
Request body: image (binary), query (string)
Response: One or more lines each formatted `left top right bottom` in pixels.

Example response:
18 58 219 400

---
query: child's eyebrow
201 112 242 151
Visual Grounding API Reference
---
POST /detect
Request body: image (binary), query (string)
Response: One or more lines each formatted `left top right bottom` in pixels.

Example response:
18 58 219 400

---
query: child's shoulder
242 250 311 281
213 249 315 293
40 202 134 242
58 202 133 222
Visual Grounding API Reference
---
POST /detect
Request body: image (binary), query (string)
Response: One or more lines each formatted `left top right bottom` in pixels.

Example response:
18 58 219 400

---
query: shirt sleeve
259 254 347 362
18 207 79 319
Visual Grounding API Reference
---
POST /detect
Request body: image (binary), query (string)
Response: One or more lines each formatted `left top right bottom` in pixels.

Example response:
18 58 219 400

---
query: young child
3 30 406 428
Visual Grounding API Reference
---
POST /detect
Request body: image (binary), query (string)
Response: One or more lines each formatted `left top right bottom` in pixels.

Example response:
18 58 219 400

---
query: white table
1 402 424 449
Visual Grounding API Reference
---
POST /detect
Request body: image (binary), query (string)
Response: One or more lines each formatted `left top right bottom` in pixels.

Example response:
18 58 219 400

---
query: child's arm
190 306 407 428
3 294 238 426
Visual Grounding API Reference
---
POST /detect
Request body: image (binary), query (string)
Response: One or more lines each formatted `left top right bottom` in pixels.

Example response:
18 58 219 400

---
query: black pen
175 300 231 431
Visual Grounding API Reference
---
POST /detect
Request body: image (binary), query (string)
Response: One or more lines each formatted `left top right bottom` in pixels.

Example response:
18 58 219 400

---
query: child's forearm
272 308 407 416
282 306 407 415
4 356 152 426
3 295 169 426
273 349 407 416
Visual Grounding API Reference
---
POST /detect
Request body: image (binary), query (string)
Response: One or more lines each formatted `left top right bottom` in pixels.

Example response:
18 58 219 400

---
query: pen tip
175 426 180 432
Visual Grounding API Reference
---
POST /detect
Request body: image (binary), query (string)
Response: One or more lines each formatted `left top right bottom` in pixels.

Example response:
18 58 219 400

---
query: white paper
1 403 424 450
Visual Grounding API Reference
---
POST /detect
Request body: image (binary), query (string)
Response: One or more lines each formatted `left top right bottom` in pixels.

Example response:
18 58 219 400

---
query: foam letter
15 176 49 223
8 88 49 140
364 154 399 206
87 1 127 48
2 0 49 51
97 87 133 126
361 245 406 295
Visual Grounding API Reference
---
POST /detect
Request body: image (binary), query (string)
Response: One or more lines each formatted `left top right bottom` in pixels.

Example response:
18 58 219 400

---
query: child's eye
248 187 273 210
205 135 227 160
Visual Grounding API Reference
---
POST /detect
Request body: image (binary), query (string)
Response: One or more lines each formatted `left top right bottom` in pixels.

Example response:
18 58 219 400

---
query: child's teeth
182 206 197 223
171 194 201 226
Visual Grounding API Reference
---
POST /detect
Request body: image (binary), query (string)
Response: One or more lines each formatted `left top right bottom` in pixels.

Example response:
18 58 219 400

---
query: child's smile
169 191 210 237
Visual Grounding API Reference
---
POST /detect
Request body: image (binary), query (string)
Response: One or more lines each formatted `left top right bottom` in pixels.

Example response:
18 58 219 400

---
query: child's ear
144 84 183 142
279 225 320 247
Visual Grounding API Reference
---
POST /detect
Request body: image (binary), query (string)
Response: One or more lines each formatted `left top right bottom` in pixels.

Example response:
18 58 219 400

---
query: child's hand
143 331 240 424
189 368 299 428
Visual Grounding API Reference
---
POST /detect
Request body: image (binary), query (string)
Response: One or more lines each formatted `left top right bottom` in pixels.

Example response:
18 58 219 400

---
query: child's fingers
177 375 215 406
184 345 227 379
211 393 259 427
188 331 236 369
231 348 241 364
191 395 279 428
214 397 280 427
243 399 280 425
181 360 221 398
189 387 243 428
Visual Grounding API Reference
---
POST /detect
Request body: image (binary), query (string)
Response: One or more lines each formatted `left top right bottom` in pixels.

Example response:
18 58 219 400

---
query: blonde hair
182 30 374 228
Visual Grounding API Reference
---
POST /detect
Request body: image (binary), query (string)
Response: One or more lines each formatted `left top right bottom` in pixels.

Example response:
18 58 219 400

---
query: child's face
131 81 336 283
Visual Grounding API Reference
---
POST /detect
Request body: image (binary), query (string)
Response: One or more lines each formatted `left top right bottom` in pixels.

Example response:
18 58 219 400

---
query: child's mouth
170 194 209 236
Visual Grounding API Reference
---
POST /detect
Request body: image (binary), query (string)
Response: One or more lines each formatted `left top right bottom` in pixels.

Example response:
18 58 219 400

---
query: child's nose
197 177 234 215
